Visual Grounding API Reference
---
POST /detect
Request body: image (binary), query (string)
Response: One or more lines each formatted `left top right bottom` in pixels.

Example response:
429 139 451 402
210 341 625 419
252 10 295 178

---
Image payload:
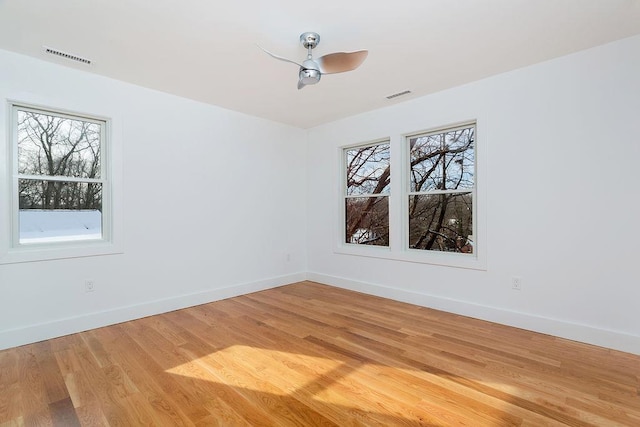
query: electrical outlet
511 276 522 291
84 280 95 293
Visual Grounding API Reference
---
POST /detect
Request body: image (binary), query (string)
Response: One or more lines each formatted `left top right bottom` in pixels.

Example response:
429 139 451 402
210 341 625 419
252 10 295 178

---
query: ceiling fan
259 32 368 90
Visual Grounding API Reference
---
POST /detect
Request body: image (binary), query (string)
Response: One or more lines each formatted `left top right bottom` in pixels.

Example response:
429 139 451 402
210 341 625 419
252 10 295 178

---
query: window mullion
388 135 402 251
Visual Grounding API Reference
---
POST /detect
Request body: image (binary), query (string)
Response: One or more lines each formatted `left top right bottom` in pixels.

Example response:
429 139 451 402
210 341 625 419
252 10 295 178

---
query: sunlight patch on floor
166 345 346 398
165 344 523 415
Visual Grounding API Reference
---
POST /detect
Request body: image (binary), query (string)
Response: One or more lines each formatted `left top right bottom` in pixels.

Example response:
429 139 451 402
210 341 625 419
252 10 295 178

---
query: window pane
345 196 389 246
17 110 101 179
410 127 474 192
346 143 390 196
18 179 103 244
408 193 473 253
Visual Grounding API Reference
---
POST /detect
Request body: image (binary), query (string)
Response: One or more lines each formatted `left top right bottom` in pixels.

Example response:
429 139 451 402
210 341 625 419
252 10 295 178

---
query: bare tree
17 110 102 211
344 126 474 253
345 143 390 245
408 127 474 252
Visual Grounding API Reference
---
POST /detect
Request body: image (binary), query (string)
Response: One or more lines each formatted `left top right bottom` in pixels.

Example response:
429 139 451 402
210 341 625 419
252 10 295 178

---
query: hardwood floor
1 281 639 426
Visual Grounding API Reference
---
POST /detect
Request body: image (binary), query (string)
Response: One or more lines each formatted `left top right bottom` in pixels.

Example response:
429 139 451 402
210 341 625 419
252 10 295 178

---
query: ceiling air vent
43 46 92 65
386 90 411 100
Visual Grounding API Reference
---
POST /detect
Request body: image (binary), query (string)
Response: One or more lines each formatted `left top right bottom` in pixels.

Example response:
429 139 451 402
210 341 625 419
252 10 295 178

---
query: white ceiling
1 0 639 129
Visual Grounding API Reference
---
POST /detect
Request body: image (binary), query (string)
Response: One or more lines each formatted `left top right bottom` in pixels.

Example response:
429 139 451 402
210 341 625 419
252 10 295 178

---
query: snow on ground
19 210 102 243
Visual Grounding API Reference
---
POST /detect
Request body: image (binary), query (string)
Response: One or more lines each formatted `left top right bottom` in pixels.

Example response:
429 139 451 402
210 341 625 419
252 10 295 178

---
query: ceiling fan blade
257 44 303 68
316 50 368 74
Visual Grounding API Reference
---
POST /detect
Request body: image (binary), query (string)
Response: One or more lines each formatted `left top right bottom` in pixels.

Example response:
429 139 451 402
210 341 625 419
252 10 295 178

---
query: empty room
1 1 639 425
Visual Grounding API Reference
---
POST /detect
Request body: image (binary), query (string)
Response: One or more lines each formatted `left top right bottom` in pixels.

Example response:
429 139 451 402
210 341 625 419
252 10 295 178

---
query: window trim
0 100 122 264
403 121 477 256
335 120 486 271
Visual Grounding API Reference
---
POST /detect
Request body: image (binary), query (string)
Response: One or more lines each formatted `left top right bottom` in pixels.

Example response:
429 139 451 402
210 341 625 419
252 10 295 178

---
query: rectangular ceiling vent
386 90 412 100
43 46 92 65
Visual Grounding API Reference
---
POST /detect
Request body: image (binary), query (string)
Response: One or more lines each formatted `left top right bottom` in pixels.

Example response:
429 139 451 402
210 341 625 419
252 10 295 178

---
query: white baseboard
0 272 306 351
307 272 640 355
5 271 639 356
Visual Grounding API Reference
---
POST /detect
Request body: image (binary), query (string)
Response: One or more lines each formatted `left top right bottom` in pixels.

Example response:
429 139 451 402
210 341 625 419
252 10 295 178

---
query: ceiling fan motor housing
299 68 321 85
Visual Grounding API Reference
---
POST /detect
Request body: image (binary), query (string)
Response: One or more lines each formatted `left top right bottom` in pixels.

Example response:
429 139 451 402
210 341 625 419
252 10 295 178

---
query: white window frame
341 139 391 249
0 101 122 264
403 121 478 262
335 121 486 270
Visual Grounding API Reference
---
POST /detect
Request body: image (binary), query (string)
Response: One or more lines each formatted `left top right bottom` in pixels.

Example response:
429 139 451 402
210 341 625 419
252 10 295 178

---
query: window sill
0 240 123 264
334 244 487 270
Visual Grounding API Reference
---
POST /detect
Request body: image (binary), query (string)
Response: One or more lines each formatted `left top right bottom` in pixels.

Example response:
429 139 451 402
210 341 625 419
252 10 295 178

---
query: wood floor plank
14 347 53 427
48 397 80 427
0 417 24 427
72 401 107 427
1 281 639 426
31 343 71 406
98 326 205 425
0 383 21 425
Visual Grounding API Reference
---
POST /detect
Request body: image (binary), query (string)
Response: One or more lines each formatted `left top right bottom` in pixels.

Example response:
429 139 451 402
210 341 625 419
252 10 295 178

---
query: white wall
0 49 307 350
2 35 639 355
307 35 640 354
